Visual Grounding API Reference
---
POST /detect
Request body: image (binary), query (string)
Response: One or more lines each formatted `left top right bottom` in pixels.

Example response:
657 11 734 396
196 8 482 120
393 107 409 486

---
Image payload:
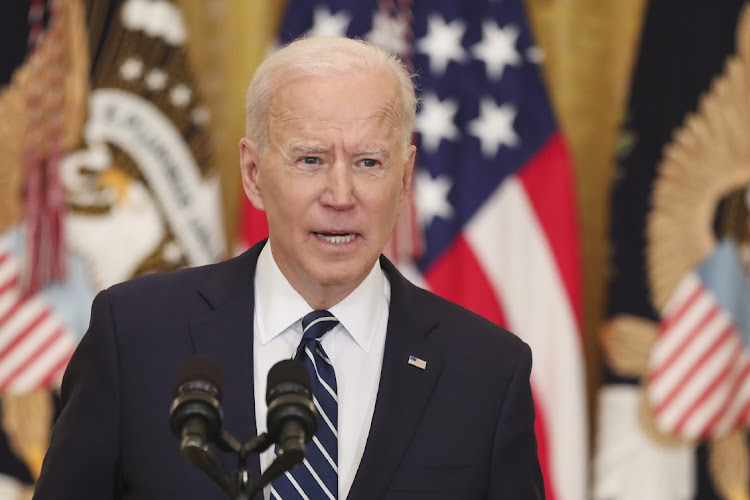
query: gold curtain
180 0 649 441
177 0 288 253
524 0 647 439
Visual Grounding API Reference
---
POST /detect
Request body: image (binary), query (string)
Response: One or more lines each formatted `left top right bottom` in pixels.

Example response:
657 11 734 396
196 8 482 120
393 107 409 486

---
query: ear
239 137 265 211
397 144 417 209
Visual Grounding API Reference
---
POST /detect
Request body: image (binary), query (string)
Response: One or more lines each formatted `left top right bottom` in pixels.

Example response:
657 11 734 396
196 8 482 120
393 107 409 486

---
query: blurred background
1 0 749 498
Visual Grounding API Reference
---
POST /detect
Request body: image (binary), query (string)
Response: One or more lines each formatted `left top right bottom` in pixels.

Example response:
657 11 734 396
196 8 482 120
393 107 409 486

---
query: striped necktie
271 310 339 499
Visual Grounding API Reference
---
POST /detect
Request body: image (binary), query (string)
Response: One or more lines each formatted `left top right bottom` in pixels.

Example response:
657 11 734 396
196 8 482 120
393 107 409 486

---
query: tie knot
301 310 339 341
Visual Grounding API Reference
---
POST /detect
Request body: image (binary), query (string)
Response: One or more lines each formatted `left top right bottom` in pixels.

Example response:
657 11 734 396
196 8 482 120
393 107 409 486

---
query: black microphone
169 356 224 452
266 360 317 457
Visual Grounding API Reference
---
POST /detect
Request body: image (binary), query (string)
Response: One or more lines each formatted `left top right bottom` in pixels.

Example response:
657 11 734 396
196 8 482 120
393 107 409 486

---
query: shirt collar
254 241 386 354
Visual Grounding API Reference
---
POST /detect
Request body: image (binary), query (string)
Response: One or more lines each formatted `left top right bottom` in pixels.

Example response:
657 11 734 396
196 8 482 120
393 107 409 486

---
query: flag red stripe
650 303 720 382
732 396 750 429
0 308 52 361
701 362 750 437
424 235 557 498
0 327 64 391
0 275 20 298
517 133 581 331
660 284 704 332
0 295 29 329
240 197 269 248
423 235 507 327
654 325 734 415
673 343 742 434
40 351 73 388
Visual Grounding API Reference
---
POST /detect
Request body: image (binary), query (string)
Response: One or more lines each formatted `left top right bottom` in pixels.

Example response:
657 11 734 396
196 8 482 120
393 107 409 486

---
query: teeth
316 233 356 244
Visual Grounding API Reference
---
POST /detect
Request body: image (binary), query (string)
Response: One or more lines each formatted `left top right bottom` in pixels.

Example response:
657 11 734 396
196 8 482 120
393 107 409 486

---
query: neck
296 277 363 310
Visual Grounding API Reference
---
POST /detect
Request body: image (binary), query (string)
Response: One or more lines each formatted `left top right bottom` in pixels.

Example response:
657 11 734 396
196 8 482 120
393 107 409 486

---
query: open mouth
314 232 356 244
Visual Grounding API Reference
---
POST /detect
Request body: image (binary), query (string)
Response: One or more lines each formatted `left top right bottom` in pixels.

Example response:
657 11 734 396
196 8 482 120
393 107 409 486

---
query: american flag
241 1 588 498
648 257 750 440
0 241 76 393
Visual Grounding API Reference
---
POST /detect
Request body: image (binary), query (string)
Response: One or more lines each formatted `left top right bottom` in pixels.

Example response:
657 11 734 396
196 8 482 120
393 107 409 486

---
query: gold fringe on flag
599 314 658 378
0 391 53 481
709 430 750 500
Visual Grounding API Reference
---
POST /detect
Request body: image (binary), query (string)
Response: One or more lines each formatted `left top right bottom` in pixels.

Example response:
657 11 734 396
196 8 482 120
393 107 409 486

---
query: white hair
245 37 417 157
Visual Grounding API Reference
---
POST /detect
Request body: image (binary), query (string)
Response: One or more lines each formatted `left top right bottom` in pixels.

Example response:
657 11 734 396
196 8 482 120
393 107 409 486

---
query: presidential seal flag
68 0 225 287
594 1 750 499
0 0 225 487
242 2 588 499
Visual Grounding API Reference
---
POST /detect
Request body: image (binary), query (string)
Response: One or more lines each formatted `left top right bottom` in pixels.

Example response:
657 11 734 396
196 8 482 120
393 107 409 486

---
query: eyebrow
358 146 389 157
290 145 390 157
290 145 327 155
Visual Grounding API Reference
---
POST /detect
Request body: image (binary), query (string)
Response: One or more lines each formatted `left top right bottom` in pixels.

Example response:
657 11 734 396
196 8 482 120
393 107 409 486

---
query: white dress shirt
253 242 390 499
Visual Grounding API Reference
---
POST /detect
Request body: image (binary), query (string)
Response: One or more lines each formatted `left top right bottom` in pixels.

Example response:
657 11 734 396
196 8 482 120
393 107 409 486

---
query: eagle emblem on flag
600 5 750 498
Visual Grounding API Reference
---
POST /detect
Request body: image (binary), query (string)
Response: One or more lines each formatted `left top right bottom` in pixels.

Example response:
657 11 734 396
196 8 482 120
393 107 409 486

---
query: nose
320 162 356 210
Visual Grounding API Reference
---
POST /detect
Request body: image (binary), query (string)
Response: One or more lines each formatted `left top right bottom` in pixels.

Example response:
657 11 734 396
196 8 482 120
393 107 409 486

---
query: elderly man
34 37 543 499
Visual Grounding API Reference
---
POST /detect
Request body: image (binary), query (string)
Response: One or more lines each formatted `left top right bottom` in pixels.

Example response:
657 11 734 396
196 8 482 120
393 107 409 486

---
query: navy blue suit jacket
34 241 543 499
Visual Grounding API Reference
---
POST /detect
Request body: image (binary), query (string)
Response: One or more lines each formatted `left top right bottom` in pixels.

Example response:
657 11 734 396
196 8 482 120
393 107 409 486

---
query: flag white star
415 14 468 75
365 8 410 57
467 98 519 157
307 6 351 38
526 45 545 64
416 170 454 228
120 57 143 80
471 21 521 80
170 84 191 107
145 68 167 91
415 93 460 152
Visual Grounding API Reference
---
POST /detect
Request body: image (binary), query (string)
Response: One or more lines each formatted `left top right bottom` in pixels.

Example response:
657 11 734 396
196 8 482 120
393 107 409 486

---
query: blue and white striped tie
271 310 339 499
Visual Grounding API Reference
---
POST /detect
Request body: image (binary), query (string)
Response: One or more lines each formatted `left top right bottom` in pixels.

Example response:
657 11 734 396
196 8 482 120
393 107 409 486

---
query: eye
302 157 319 164
361 158 379 168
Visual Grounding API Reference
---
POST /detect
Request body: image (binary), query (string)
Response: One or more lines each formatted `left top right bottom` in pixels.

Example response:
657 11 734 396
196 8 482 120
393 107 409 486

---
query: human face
240 72 416 308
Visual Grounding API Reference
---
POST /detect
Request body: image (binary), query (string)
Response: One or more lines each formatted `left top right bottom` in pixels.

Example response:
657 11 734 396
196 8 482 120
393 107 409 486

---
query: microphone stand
181 429 303 500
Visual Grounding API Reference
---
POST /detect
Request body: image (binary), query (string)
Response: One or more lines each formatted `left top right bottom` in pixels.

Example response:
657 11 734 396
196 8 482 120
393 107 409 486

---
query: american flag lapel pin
408 355 427 370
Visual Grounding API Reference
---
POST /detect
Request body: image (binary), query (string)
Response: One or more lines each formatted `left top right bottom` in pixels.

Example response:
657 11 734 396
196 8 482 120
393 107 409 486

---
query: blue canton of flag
280 0 554 269
279 2 588 499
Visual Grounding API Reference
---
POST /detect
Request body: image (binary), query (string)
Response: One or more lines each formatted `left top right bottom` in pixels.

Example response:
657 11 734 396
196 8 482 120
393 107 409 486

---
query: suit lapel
348 257 444 498
189 242 265 477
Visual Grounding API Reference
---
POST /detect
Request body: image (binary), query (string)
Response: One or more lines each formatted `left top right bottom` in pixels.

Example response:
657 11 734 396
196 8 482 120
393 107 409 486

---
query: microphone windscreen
176 355 223 392
266 359 311 403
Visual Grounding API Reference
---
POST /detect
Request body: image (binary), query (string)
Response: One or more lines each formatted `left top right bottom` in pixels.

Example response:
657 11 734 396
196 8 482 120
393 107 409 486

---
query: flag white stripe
654 331 737 432
650 292 715 366
649 310 728 401
0 256 17 286
661 273 701 318
0 297 48 345
680 339 747 438
465 177 587 500
0 292 18 323
0 314 58 381
5 332 74 393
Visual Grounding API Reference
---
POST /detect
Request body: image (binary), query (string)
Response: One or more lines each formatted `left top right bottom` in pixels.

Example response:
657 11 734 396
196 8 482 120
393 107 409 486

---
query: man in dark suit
34 37 543 499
